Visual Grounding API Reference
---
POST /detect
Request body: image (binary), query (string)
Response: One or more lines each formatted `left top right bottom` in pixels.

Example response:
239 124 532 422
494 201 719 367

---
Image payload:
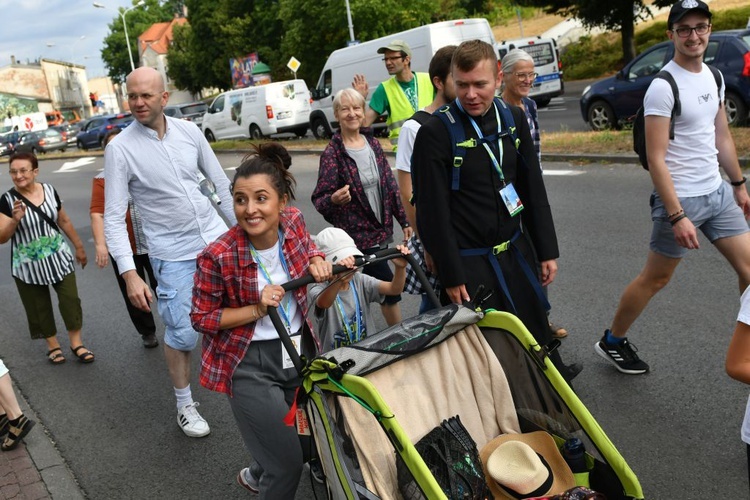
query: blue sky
0 0 138 79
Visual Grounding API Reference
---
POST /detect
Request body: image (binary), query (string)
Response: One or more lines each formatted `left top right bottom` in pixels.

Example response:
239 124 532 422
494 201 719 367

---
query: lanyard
454 99 506 185
334 285 362 345
249 230 292 331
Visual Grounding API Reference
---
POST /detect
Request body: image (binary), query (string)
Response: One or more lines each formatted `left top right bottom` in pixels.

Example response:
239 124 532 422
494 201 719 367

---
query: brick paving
0 443 51 500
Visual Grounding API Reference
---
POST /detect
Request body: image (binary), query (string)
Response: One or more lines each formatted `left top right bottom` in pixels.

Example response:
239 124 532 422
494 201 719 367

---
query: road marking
544 170 583 176
55 158 96 173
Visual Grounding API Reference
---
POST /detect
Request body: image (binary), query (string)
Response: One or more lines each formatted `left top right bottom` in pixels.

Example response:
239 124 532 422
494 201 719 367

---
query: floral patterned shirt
0 184 74 285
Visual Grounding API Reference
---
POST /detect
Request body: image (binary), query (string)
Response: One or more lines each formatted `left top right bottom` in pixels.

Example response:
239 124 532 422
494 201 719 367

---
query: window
628 46 670 79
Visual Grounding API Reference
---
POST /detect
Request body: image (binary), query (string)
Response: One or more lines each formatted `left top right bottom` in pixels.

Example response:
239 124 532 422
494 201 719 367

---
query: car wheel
31 147 38 155
534 97 552 108
311 117 331 140
77 139 88 151
724 92 748 127
293 126 308 138
587 100 617 131
249 124 263 140
204 129 215 142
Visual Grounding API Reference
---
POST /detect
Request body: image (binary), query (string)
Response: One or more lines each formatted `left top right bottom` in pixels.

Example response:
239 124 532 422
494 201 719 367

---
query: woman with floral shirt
0 152 93 364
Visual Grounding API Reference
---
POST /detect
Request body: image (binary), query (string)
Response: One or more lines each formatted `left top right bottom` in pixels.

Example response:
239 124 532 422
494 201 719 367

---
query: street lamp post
70 35 86 65
93 0 145 72
344 0 355 43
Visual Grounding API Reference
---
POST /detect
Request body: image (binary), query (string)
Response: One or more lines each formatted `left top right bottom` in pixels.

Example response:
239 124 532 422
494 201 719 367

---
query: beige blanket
338 324 521 499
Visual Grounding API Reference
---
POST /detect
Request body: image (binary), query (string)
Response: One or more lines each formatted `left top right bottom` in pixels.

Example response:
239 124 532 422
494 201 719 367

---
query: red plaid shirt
191 207 324 395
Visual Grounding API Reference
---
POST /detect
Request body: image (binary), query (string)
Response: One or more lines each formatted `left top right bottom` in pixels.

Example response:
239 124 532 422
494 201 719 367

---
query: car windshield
180 103 207 115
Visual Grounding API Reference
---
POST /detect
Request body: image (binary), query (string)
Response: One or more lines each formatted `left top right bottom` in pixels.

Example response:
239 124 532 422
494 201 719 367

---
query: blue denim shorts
150 257 200 351
650 182 749 258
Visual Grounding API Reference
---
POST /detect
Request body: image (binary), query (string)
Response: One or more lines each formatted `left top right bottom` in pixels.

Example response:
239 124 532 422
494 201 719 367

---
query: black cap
668 0 712 28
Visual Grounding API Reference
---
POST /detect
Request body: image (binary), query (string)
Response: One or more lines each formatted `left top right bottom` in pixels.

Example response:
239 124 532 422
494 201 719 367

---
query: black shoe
594 332 649 375
559 362 583 381
142 334 159 348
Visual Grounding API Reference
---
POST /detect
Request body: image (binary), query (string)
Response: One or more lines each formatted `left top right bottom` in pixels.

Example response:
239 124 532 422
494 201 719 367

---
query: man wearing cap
352 40 433 150
596 0 750 375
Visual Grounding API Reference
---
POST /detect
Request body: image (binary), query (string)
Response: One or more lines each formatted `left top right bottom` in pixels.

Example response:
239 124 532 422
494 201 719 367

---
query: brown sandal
47 347 66 364
1 415 36 451
71 345 95 363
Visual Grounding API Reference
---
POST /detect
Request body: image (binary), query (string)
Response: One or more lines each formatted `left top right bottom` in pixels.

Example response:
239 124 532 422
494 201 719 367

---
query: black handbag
397 415 490 500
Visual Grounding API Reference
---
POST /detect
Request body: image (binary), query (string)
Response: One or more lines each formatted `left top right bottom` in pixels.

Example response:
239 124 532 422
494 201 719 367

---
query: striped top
0 184 75 285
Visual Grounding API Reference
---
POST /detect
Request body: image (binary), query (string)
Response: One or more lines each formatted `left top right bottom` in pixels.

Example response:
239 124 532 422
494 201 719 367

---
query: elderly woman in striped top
0 152 93 364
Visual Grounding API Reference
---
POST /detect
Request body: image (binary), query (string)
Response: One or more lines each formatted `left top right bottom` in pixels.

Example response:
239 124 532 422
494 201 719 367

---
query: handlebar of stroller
267 247 441 374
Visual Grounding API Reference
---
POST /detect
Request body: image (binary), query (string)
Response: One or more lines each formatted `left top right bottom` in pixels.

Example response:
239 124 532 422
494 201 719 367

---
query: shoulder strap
655 70 680 140
435 102 472 191
707 65 723 98
10 188 60 233
410 110 432 126
495 97 520 150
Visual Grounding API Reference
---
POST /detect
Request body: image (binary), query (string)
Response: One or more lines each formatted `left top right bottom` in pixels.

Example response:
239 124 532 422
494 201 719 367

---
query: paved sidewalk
0 384 85 500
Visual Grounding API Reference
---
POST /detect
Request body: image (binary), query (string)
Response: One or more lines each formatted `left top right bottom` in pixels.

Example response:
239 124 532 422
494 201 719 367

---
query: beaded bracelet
667 208 684 220
669 213 688 226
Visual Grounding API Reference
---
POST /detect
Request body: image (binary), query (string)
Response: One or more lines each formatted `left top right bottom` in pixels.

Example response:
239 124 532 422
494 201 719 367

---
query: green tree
515 0 674 63
100 0 182 84
278 0 444 85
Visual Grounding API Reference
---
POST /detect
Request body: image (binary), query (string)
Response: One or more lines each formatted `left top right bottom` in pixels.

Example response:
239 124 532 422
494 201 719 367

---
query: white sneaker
237 467 260 494
177 402 210 437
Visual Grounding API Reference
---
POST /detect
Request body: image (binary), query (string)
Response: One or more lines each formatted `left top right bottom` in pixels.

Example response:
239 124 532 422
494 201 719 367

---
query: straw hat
479 431 575 499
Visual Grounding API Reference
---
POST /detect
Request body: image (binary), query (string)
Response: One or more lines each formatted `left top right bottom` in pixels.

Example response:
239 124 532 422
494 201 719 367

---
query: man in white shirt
596 0 750 375
104 67 236 436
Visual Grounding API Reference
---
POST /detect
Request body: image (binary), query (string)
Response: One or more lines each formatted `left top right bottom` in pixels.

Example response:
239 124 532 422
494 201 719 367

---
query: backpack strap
435 103 474 191
409 110 432 126
654 70 679 140
707 65 723 101
494 97 521 150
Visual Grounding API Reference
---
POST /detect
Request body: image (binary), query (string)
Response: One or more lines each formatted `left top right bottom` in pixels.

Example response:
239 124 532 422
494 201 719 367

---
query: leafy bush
562 5 750 81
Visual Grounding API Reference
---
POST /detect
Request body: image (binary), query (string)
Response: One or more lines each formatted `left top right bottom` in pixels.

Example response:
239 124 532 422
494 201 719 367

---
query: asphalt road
0 152 746 498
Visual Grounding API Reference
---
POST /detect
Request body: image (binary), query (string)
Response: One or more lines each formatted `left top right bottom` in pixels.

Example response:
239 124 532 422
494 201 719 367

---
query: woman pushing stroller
191 143 332 498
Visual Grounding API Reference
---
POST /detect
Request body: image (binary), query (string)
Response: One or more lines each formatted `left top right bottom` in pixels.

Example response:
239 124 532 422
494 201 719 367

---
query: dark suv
580 29 750 130
76 113 134 150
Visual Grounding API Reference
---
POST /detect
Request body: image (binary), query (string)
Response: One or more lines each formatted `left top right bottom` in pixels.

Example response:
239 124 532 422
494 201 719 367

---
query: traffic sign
287 57 301 78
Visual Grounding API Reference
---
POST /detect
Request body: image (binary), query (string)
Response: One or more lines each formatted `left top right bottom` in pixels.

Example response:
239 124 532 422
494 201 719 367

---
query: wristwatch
731 176 747 187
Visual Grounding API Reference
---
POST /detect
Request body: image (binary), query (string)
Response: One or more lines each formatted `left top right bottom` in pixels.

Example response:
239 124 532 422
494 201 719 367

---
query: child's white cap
315 227 363 264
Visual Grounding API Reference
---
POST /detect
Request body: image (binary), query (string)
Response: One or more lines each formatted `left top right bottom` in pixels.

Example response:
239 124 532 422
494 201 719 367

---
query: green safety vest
382 72 433 150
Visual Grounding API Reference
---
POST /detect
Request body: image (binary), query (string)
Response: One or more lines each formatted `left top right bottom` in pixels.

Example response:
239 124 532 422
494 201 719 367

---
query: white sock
175 385 193 410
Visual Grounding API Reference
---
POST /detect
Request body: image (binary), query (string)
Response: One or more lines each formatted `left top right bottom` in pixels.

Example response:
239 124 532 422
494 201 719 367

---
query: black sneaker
594 334 649 374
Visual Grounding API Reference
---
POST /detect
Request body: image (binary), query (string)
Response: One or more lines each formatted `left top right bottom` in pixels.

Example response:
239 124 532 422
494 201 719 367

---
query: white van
496 36 564 107
309 18 497 139
202 79 311 141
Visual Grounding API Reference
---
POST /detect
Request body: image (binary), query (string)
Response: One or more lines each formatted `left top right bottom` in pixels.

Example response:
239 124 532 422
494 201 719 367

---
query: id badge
499 182 524 217
282 332 302 370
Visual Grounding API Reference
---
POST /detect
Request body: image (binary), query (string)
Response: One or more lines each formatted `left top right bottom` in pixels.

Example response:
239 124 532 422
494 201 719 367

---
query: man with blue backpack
411 39 581 382
596 0 750 375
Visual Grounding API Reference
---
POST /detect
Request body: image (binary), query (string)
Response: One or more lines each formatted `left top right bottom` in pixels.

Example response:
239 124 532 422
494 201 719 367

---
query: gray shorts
650 182 749 258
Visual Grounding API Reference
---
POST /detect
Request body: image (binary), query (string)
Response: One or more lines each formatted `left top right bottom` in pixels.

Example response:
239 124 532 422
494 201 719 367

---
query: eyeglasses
9 168 32 176
672 24 711 38
382 56 405 63
513 72 538 81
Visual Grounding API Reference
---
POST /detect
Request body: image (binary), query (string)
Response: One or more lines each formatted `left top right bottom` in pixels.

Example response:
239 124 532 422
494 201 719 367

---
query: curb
14 382 86 500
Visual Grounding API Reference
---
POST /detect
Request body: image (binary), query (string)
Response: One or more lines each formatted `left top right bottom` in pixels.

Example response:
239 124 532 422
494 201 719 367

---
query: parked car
52 123 80 146
76 113 134 150
14 128 67 154
164 102 208 129
0 138 14 157
0 131 23 151
580 29 750 130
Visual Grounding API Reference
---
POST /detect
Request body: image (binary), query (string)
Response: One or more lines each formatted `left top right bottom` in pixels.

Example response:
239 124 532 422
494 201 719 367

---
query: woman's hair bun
258 142 292 170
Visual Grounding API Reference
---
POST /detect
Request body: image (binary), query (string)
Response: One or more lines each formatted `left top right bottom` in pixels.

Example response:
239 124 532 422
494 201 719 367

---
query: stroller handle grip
269 247 441 374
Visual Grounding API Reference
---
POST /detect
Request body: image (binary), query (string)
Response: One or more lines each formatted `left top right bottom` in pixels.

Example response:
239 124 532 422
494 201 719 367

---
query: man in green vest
352 40 433 150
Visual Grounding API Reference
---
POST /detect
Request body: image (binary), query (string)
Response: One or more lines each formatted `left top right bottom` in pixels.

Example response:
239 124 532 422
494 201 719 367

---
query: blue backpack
434 97 521 190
